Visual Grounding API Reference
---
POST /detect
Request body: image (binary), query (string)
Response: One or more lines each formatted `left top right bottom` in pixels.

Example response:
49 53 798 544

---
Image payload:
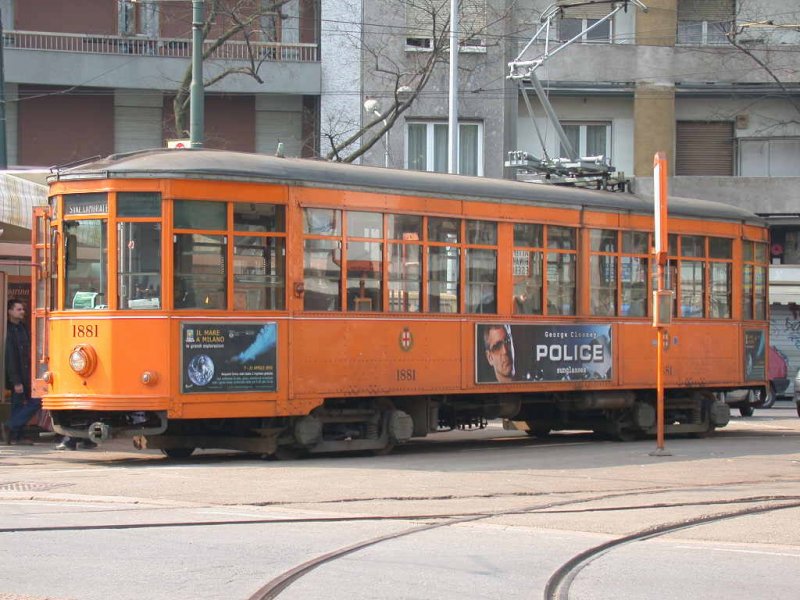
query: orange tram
31 149 770 458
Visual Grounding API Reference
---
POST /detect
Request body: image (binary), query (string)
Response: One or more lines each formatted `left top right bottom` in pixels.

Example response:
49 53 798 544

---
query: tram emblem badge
399 328 414 352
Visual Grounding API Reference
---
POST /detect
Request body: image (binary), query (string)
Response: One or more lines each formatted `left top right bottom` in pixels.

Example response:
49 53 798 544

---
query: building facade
0 0 321 167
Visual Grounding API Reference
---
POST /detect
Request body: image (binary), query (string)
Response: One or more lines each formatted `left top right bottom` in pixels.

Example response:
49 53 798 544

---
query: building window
559 122 611 160
406 0 487 50
559 18 612 43
739 138 800 177
406 122 483 176
677 0 734 45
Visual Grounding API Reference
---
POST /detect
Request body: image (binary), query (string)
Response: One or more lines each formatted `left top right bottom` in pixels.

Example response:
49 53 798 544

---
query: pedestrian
2 299 40 445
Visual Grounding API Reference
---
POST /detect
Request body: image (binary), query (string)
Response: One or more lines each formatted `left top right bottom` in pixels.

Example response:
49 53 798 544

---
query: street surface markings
674 545 800 558
0 482 74 492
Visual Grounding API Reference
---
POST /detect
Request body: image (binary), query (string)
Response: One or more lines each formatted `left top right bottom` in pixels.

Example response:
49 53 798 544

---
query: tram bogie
31 149 770 458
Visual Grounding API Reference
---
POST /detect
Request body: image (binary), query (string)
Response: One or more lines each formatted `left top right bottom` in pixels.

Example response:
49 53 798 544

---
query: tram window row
57 193 769 320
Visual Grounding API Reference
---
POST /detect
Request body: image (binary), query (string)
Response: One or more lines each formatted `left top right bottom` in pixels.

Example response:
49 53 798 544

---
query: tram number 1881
396 368 416 382
73 324 99 338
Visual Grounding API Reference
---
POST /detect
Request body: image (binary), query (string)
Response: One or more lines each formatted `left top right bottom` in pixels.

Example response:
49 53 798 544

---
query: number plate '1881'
73 324 99 338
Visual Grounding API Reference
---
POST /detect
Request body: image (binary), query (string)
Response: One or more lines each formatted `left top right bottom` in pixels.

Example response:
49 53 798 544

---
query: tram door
31 206 52 399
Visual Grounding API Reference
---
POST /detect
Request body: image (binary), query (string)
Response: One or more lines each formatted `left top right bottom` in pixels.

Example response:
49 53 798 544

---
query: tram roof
49 149 762 225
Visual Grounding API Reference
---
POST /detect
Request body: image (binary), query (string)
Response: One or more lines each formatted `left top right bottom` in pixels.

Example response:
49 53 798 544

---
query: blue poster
181 322 277 393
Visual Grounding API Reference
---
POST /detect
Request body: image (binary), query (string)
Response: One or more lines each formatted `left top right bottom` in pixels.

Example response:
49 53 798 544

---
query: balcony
3 30 321 95
3 30 318 62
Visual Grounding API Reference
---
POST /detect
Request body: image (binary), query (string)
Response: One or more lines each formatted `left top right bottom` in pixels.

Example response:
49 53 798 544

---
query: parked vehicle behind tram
31 149 771 458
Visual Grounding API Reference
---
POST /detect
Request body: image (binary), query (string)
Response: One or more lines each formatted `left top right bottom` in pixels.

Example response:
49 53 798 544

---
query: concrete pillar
633 0 677 176
634 83 675 176
635 0 677 47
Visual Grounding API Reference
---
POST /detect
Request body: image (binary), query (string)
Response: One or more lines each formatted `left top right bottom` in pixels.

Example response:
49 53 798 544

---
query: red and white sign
167 139 191 149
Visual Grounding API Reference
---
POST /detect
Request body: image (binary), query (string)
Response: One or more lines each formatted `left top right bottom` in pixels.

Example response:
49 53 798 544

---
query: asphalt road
1 401 798 600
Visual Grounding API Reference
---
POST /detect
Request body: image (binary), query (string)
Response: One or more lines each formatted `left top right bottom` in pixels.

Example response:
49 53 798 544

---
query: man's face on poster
485 326 513 381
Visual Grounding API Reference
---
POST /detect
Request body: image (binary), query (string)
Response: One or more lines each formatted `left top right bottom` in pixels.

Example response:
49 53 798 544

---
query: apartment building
0 0 320 167
506 0 800 393
354 0 800 392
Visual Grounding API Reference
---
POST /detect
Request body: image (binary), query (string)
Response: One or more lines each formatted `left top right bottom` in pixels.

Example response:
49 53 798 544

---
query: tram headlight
69 344 97 377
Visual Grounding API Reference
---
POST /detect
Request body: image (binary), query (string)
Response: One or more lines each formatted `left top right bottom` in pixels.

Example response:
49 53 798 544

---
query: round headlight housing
69 344 97 377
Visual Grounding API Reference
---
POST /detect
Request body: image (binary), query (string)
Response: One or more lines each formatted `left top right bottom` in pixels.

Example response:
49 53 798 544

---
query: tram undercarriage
50 389 730 458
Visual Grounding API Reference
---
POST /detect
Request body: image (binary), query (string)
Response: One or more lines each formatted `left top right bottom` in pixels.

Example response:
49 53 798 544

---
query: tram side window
234 204 286 310
465 220 497 314
303 208 342 311
388 214 422 313
173 200 227 310
679 235 705 318
428 217 460 313
621 231 649 317
743 241 768 320
512 224 543 315
118 222 161 309
117 192 162 310
347 212 383 312
64 219 108 310
709 238 732 319
589 229 618 316
546 226 576 315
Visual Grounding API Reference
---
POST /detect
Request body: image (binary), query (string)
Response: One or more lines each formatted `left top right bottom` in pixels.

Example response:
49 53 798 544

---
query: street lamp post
363 98 389 168
190 0 204 147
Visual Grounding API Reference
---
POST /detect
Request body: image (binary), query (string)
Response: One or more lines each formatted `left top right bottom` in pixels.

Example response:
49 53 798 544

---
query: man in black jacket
2 299 40 445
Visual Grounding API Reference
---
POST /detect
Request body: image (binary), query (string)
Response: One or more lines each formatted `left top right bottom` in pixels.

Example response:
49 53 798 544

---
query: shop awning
0 170 49 234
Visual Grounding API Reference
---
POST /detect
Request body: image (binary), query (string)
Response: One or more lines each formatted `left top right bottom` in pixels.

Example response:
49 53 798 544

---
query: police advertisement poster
475 323 612 384
181 322 277 393
743 329 766 381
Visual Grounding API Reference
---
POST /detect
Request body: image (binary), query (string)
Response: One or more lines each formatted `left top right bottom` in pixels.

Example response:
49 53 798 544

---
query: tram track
3 479 800 598
542 499 800 600
244 490 800 600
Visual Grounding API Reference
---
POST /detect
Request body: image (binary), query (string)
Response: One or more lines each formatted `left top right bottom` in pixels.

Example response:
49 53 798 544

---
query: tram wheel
161 447 195 459
739 405 755 417
524 422 551 438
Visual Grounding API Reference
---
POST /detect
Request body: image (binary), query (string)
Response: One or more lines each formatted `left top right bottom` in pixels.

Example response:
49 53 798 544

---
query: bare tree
167 0 294 137
725 2 800 123
324 0 518 163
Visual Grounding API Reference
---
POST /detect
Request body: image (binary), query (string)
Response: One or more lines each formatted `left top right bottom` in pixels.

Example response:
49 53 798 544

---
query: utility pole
190 0 204 147
447 0 458 174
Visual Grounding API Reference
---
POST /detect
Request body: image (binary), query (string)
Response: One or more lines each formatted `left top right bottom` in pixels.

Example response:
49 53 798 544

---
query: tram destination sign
475 323 612 384
181 322 277 393
64 194 108 215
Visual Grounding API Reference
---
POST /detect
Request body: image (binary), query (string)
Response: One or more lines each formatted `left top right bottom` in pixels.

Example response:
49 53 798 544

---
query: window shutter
676 121 734 176
558 0 613 20
678 0 735 22
407 0 486 42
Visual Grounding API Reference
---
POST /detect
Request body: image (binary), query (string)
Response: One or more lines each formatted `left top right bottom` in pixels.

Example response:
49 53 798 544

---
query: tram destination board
181 322 277 393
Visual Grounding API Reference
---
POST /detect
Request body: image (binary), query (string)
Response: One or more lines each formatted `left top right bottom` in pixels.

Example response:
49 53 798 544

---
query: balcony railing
3 30 318 62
